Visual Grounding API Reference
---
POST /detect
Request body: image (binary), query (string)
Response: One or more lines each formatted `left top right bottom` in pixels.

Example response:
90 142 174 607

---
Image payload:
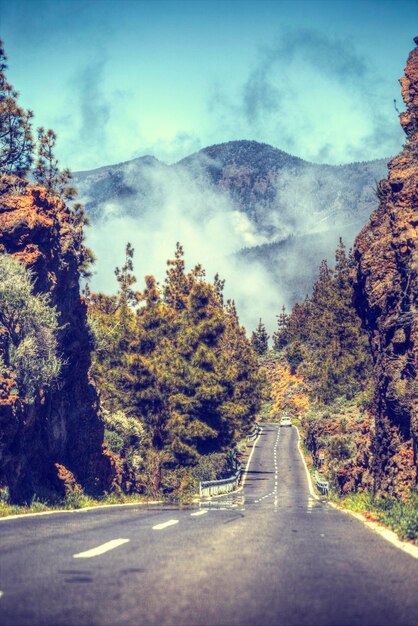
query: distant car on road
280 416 292 427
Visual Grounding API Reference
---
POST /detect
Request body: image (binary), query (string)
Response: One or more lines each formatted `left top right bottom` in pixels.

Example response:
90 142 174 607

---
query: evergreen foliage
0 40 34 176
33 127 76 200
114 242 139 330
31 124 94 278
103 409 145 492
273 306 289 351
88 244 265 497
0 254 62 402
273 239 372 403
251 318 269 355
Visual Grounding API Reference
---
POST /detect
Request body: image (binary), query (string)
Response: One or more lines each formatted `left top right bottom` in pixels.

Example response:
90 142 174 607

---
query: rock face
0 178 114 502
354 38 418 497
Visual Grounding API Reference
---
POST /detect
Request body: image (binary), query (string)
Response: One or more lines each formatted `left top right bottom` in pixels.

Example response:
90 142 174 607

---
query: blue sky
1 0 417 170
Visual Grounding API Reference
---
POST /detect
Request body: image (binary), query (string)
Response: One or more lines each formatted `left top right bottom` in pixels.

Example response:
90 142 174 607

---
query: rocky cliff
0 176 114 502
354 38 418 497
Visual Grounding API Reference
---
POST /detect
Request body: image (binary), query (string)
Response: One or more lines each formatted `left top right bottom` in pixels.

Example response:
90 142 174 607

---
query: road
1 425 418 626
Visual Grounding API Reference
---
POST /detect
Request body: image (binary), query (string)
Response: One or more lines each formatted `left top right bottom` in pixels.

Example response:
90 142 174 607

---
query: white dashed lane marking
190 510 208 517
73 538 130 559
255 426 280 505
152 519 179 530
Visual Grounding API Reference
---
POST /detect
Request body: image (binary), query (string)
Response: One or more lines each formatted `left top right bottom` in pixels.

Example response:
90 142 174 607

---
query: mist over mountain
74 140 387 332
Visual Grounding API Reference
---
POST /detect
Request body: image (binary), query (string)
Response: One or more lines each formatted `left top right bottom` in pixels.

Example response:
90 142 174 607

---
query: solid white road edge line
295 426 319 500
191 510 208 516
295 426 418 560
328 502 418 561
241 425 263 489
73 538 130 559
0 500 163 522
152 519 179 530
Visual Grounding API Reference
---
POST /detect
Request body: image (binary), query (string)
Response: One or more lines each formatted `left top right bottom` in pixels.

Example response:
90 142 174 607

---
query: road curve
1 424 418 626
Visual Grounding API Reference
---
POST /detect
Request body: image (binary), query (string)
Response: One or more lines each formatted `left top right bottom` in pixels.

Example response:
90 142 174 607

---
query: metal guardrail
315 471 329 495
199 465 242 497
199 424 261 497
247 424 261 442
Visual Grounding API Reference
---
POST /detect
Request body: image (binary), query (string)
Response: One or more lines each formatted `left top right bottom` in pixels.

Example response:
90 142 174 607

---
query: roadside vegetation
336 491 418 542
0 239 264 506
265 239 418 542
0 489 152 518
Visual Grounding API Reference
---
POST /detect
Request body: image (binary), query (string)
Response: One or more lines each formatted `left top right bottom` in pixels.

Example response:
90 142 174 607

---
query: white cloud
208 29 404 164
85 161 281 334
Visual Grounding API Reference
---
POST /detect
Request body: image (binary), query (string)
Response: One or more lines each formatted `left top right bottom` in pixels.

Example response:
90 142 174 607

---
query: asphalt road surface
1 425 418 626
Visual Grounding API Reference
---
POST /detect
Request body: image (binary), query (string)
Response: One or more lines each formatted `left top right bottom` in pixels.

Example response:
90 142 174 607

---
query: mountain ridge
73 139 389 325
76 139 388 174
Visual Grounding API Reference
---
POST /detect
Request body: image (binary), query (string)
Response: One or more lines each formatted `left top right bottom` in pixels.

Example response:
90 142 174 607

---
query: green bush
105 429 125 455
338 491 374 512
328 434 355 461
0 254 62 402
340 491 418 541
63 491 92 509
376 492 418 540
29 497 49 512
192 453 229 482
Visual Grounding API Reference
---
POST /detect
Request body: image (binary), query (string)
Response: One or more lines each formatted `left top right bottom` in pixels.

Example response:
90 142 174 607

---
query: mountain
76 140 386 230
74 141 388 329
178 141 386 234
74 154 167 220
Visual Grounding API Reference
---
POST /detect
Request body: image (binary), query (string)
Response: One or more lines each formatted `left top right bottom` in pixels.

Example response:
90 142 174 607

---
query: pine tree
214 273 225 305
0 40 34 177
273 305 289 350
278 240 372 402
165 281 227 462
88 246 140 412
163 242 189 310
89 244 266 497
251 318 269 355
115 242 139 333
220 304 264 439
31 124 93 277
33 127 76 200
71 201 95 279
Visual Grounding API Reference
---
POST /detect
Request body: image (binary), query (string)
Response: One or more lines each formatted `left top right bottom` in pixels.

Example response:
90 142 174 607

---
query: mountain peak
177 139 305 172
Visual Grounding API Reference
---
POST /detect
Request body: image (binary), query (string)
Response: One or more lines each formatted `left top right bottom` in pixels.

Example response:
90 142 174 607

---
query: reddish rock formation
354 38 418 497
0 176 114 502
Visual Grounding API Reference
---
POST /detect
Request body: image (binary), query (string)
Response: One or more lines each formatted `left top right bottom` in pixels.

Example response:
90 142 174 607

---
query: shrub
104 410 145 492
328 434 355 460
340 490 418 541
376 492 418 540
0 254 62 402
192 453 229 481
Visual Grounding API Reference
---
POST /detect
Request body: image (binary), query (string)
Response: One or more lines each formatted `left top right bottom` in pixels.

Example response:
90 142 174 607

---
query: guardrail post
314 471 329 496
